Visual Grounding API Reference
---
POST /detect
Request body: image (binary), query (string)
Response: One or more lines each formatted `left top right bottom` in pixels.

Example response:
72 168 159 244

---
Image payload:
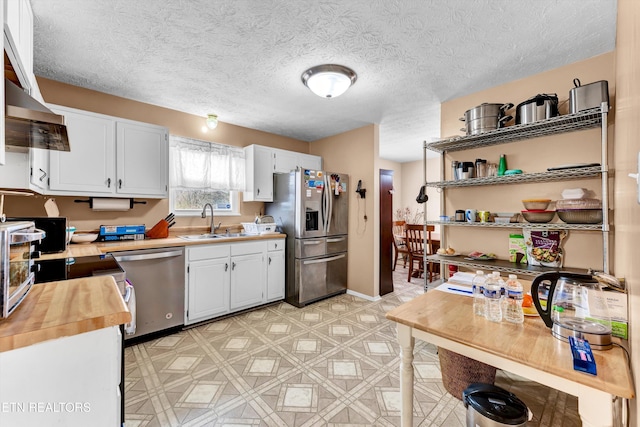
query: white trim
347 289 381 302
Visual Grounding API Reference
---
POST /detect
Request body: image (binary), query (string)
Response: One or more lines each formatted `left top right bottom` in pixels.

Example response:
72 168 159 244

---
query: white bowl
71 233 98 244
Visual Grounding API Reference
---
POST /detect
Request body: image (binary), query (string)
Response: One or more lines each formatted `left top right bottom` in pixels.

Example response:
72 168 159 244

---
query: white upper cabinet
244 144 322 202
49 107 116 194
116 121 168 196
47 105 169 198
273 147 322 173
244 144 274 202
4 0 33 90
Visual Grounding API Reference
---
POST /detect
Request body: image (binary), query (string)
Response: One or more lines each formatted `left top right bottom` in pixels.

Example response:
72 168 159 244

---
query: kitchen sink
179 233 252 241
178 234 222 240
214 233 250 238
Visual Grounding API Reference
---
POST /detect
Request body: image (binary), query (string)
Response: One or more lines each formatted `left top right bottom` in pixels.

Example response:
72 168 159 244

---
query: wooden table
385 289 634 427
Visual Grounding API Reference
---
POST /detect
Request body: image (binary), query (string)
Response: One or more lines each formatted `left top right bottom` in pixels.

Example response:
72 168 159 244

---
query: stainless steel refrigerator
266 169 349 307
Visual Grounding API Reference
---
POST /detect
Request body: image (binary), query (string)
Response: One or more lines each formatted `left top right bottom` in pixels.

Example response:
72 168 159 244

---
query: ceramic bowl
71 233 98 244
521 210 556 223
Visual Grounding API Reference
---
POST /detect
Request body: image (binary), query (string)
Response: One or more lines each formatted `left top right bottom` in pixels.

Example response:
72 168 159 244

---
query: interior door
379 169 394 296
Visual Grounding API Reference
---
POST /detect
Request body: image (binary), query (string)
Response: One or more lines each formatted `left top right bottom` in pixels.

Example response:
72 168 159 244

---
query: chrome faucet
201 203 221 234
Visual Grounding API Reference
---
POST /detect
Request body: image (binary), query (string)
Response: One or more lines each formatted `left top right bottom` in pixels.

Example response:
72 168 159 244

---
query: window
169 135 245 216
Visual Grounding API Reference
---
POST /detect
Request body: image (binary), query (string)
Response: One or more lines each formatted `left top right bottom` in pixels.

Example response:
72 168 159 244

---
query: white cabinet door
243 145 274 201
273 148 322 173
299 153 322 170
48 107 116 194
186 257 230 324
4 0 33 90
273 149 299 173
116 121 168 196
230 252 264 311
266 249 285 302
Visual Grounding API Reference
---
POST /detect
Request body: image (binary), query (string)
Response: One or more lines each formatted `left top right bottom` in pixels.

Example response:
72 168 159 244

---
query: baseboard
346 289 382 302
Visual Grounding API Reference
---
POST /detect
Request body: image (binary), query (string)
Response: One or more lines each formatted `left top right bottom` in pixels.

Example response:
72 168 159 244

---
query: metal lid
463 383 529 425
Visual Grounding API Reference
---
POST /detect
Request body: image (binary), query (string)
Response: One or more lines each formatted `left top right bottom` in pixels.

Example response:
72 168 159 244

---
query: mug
465 209 477 223
478 211 491 222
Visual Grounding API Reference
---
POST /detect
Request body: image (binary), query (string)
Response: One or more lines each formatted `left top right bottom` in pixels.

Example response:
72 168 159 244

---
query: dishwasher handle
112 249 183 262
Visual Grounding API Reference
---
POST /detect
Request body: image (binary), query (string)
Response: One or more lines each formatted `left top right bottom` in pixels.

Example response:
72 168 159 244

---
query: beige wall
614 0 640 422
4 77 311 231
310 125 378 297
440 52 614 268
400 158 441 233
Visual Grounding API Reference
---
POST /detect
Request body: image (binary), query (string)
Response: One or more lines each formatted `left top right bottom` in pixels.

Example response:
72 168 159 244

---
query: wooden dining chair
392 220 409 270
405 224 436 282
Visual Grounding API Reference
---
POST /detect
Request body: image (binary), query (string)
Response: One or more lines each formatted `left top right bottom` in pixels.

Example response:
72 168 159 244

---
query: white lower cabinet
266 240 285 302
0 326 121 427
229 251 264 311
185 238 285 325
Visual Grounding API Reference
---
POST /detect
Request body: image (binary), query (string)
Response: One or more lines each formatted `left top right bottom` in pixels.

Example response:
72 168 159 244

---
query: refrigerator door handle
326 237 345 243
326 175 333 234
322 174 329 233
302 240 322 245
302 254 346 265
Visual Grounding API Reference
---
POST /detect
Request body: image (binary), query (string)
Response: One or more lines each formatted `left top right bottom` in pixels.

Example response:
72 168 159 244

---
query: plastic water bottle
492 271 506 310
484 273 502 322
504 274 525 324
472 271 487 317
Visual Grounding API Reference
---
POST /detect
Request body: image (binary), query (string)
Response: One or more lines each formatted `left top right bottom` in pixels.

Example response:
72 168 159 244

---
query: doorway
379 169 394 296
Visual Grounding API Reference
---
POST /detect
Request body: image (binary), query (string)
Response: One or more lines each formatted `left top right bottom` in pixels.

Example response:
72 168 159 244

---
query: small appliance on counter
7 216 67 254
531 271 614 350
0 221 46 318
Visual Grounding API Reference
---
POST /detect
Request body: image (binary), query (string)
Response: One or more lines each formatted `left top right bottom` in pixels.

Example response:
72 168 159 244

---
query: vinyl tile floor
124 267 580 426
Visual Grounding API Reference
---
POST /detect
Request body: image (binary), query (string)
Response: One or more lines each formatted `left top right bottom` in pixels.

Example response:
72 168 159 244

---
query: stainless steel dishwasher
110 247 185 341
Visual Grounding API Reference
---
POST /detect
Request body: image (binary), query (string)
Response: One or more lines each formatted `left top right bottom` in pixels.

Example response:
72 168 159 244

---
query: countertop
0 276 131 352
1 231 285 352
386 289 634 399
38 231 286 260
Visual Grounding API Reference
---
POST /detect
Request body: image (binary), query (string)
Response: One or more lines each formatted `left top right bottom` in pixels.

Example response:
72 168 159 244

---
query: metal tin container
569 79 609 113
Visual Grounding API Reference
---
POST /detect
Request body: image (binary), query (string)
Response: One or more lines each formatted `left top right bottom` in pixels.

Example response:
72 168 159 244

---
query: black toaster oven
7 217 67 254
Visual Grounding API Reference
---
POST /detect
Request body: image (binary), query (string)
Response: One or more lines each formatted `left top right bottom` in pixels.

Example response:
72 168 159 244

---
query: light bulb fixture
301 64 357 98
205 114 218 129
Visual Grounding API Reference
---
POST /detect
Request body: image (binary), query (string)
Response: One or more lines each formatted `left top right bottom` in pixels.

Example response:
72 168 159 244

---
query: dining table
385 288 634 427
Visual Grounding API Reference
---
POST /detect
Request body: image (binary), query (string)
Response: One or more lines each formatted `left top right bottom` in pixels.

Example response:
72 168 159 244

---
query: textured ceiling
30 0 616 163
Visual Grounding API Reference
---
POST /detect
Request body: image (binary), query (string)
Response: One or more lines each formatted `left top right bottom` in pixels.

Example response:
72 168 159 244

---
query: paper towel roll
91 198 131 211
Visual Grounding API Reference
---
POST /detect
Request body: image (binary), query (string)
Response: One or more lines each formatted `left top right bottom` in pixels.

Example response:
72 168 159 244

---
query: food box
605 290 628 339
509 234 527 264
241 222 277 235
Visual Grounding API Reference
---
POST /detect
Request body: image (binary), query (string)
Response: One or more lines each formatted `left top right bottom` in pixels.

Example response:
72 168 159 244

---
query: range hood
4 78 70 151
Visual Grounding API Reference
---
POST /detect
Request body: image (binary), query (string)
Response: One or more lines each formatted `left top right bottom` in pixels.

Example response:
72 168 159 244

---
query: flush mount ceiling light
301 64 357 98
205 114 218 129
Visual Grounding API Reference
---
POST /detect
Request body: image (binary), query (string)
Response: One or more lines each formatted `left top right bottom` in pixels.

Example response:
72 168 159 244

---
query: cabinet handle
225 263 228 272
119 179 122 189
39 169 47 182
268 257 272 265
232 262 236 270
274 243 278 249
257 188 260 195
107 178 111 188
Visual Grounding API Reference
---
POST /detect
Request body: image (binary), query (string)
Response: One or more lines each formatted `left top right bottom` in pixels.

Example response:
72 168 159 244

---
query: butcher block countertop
386 289 634 399
0 276 131 353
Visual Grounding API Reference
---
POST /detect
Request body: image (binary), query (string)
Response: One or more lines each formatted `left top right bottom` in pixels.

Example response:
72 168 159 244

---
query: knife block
146 219 169 239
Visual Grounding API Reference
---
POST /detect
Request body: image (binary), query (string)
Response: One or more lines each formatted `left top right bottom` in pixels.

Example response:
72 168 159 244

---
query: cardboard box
605 291 628 339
